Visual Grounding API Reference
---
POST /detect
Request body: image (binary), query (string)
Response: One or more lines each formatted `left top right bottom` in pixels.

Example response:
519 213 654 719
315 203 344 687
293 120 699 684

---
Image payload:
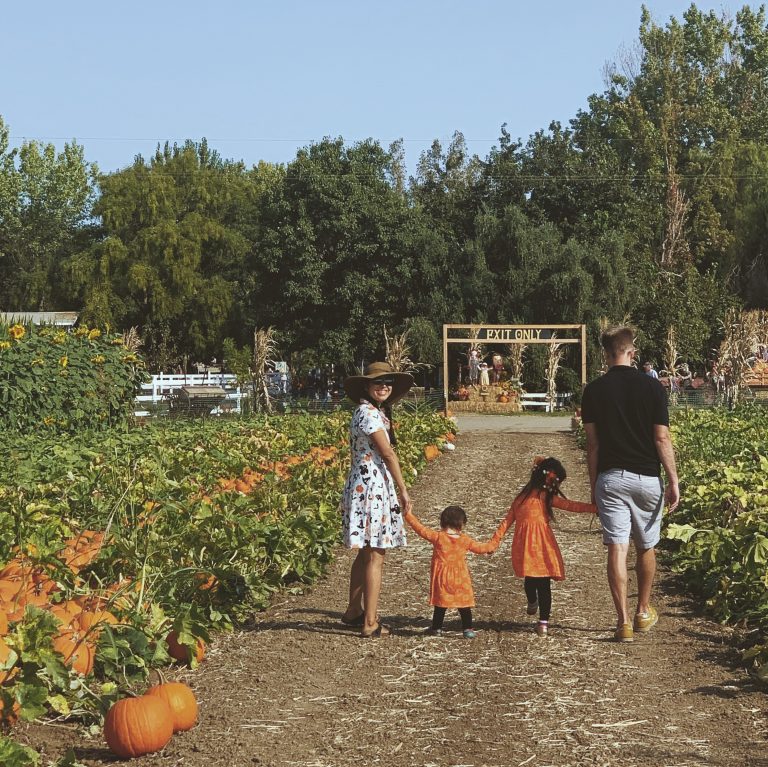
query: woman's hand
399 488 412 515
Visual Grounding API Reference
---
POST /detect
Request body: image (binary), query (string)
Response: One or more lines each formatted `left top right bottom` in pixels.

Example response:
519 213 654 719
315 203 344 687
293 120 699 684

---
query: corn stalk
252 327 278 414
121 326 143 353
383 324 431 375
506 343 526 382
545 337 563 411
718 309 759 407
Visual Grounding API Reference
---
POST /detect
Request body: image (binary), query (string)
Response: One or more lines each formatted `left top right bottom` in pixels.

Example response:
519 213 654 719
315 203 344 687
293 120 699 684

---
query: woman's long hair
361 395 397 445
515 457 567 519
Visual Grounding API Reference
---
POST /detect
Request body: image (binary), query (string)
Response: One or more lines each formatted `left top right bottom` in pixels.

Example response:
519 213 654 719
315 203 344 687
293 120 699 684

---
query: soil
20 431 768 767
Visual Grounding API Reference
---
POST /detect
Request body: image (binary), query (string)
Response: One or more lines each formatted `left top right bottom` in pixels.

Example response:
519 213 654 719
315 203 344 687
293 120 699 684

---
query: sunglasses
371 377 395 387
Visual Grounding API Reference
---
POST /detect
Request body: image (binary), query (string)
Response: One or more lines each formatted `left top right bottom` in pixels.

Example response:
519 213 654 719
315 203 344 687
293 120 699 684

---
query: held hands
399 488 413 516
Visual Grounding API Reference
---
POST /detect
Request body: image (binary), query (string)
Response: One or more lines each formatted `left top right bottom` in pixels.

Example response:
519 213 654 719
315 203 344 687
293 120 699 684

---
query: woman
340 361 414 637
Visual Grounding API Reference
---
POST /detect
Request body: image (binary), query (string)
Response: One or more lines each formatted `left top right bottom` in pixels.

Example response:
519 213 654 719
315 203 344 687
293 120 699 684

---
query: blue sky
1 1 739 175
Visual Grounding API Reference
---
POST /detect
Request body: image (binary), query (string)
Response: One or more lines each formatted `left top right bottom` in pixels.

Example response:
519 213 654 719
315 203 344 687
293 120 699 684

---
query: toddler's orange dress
405 511 503 608
493 492 596 580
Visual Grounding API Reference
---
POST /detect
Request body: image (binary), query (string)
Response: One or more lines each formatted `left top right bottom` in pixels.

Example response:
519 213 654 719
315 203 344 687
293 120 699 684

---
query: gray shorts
595 469 664 548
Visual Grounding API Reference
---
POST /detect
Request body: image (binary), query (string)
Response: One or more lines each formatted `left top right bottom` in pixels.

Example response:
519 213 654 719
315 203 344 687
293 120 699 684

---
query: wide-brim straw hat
344 362 414 405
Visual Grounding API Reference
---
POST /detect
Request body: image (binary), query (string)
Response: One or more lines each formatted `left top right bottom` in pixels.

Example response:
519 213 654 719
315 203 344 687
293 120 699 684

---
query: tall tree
0 116 97 311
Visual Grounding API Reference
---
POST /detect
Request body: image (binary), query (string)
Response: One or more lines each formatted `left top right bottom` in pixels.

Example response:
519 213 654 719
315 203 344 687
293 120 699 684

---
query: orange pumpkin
0 637 18 684
52 629 95 676
423 445 440 461
0 610 7 637
497 394 510 403
166 631 206 665
76 609 118 637
104 696 174 758
146 682 198 732
0 696 20 726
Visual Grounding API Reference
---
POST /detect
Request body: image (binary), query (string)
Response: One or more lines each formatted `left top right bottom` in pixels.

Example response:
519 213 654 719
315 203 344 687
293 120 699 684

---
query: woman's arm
552 496 598 514
369 429 412 514
403 510 439 543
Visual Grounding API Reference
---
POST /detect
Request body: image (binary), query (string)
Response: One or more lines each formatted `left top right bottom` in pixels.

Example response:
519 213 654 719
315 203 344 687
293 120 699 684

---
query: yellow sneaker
633 606 659 634
614 623 634 643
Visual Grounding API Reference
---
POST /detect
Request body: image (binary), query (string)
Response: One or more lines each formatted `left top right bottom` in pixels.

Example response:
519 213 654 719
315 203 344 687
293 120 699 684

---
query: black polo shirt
581 365 669 477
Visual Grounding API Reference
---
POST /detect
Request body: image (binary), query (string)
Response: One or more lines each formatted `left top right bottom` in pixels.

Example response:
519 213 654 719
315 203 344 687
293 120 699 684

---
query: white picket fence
134 373 246 416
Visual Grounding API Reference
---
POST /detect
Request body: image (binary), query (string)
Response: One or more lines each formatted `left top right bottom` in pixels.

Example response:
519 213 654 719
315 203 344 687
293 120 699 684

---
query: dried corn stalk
252 327 278 413
507 343 526 382
545 336 563 411
384 324 431 374
718 309 759 406
662 326 680 379
121 326 143 353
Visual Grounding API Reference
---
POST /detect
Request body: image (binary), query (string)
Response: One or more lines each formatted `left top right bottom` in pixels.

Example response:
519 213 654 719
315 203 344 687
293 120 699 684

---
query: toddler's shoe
614 623 634 643
633 606 658 634
535 622 548 638
462 629 477 639
424 627 443 637
526 600 539 615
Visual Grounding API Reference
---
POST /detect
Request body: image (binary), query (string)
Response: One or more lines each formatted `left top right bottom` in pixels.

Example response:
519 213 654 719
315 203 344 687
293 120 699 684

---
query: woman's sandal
340 612 365 626
360 623 390 638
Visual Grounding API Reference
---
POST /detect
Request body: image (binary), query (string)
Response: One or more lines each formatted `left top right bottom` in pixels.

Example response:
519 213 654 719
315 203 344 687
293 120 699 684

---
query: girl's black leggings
431 606 472 630
524 577 552 621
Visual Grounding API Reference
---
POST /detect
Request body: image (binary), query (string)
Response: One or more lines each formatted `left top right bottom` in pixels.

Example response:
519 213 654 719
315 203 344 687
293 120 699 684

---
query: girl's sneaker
526 600 539 615
462 629 477 639
424 627 443 637
535 622 548 637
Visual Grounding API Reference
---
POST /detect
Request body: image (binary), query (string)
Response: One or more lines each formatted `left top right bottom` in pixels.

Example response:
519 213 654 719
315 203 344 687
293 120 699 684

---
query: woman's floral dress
340 402 406 549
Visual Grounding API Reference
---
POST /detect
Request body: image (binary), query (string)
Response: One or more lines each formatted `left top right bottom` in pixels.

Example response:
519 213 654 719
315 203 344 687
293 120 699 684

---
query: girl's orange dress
405 511 503 608
493 492 596 580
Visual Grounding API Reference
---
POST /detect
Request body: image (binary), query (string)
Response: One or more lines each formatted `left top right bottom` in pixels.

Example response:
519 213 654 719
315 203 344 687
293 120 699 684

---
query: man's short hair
600 325 636 357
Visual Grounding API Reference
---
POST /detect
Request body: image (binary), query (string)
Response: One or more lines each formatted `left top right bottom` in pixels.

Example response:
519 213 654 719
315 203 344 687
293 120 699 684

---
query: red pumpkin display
146 682 198 732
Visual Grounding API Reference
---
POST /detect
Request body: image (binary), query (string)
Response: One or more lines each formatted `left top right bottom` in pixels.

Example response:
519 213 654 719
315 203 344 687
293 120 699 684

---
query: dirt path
27 431 767 766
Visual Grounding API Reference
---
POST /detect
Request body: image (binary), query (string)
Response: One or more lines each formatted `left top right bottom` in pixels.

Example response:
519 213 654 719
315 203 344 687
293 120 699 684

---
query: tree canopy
1 4 766 375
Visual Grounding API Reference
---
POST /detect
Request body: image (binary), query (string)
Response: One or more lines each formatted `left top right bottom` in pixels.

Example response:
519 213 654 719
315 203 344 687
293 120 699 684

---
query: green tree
68 140 252 360
0 116 97 312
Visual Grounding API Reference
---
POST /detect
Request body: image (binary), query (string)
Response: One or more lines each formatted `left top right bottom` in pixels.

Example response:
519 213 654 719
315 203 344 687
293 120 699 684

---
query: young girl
493 456 596 637
404 506 503 639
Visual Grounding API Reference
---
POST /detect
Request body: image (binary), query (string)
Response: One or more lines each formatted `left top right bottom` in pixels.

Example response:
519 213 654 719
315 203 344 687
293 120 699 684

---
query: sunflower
8 324 25 340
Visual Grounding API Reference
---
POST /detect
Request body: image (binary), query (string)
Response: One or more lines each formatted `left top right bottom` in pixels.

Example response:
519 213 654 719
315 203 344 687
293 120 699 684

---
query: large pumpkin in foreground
104 696 174 759
146 682 198 732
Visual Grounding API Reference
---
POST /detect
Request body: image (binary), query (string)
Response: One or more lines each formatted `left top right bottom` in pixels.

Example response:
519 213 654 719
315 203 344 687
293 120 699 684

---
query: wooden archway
442 324 587 407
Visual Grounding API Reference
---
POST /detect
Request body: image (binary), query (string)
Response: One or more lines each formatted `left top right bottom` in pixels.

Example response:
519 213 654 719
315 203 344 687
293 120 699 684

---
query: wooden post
581 324 587 386
442 325 449 415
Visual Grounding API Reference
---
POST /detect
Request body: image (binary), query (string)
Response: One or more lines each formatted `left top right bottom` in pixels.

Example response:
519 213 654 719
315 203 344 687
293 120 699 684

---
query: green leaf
664 523 701 543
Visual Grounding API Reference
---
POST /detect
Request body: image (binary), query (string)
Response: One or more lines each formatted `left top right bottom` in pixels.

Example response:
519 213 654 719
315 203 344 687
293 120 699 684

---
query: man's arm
583 423 600 505
653 424 680 512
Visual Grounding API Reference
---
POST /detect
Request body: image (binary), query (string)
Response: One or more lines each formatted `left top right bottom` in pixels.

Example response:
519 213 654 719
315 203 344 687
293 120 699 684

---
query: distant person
491 456 596 637
642 361 659 379
581 326 679 643
404 505 503 639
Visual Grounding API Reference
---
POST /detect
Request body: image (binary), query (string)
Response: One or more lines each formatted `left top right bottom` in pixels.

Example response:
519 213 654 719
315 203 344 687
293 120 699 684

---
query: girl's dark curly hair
517 456 567 519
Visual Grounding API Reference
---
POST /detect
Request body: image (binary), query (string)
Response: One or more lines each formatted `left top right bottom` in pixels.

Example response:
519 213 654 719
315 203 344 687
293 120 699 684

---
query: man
642 361 659 379
581 326 680 643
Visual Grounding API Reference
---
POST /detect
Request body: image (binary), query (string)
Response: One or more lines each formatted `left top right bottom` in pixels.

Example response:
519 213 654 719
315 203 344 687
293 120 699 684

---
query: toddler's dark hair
440 505 467 529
